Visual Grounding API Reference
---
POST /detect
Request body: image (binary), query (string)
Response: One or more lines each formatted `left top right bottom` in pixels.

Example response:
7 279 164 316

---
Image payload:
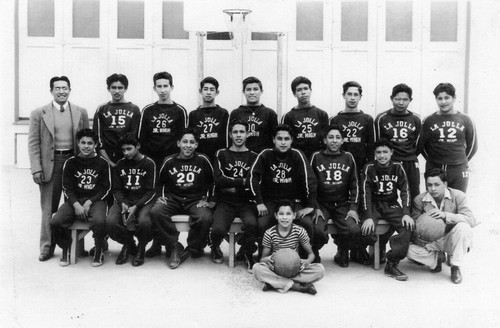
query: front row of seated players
253 199 325 295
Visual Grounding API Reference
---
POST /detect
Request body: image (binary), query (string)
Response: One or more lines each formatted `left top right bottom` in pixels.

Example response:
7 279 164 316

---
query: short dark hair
178 127 199 142
200 76 219 90
274 199 295 213
273 124 294 139
424 168 447 183
433 83 455 98
291 76 311 93
374 138 394 150
76 128 97 143
50 76 71 90
229 118 249 132
242 76 263 92
153 71 173 87
106 73 129 89
118 133 140 147
391 83 412 99
325 124 341 137
342 81 362 95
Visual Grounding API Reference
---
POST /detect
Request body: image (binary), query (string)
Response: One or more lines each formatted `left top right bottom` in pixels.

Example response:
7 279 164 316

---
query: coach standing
28 76 89 261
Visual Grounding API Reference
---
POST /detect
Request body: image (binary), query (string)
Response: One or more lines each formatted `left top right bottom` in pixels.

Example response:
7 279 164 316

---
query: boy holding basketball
253 200 325 295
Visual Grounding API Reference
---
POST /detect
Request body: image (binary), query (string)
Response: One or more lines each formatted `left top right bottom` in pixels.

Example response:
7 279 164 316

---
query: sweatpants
426 161 469 193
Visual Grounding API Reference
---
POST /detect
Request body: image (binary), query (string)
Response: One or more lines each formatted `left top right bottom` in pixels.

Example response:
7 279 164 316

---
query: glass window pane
251 32 278 41
386 1 413 42
431 1 457 42
117 0 144 39
73 0 100 38
28 0 54 37
162 1 189 39
341 1 368 41
207 32 231 40
296 1 323 41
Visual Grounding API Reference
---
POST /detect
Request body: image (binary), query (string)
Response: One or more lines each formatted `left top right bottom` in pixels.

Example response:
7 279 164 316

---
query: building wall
5 0 495 170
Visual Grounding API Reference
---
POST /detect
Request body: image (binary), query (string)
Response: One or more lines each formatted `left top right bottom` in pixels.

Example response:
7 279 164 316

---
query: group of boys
29 72 477 294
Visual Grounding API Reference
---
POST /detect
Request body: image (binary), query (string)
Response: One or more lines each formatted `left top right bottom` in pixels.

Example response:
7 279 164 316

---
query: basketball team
28 72 478 295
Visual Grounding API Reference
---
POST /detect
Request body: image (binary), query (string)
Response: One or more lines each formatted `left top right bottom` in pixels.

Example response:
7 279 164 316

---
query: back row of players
52 72 477 282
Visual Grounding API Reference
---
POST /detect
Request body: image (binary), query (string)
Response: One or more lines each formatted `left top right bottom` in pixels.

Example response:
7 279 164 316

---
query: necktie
60 105 65 112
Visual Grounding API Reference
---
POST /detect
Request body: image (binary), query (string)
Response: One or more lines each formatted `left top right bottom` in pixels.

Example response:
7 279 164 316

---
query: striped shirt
262 224 310 254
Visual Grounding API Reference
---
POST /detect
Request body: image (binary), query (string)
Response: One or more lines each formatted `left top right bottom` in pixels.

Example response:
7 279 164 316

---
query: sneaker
59 248 70 267
242 253 255 273
300 283 317 295
90 237 109 256
190 248 204 259
91 247 104 267
384 261 408 281
211 245 223 264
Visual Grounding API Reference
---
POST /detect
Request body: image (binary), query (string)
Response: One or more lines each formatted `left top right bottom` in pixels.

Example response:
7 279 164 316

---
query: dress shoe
59 248 70 267
39 252 53 262
384 261 408 281
451 266 462 284
116 245 130 265
210 245 223 264
333 249 349 268
190 248 204 258
431 251 446 273
262 283 274 291
145 239 162 258
168 242 184 269
132 245 146 267
351 248 371 266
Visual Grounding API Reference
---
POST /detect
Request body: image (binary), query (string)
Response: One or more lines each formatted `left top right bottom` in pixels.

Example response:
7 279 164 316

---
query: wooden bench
69 217 390 269
171 215 390 270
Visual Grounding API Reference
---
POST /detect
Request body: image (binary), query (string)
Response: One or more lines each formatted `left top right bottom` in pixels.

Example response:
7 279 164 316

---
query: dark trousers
426 161 469 193
149 196 213 251
106 203 153 246
39 153 71 254
319 202 375 250
368 201 411 263
397 159 420 206
210 201 258 254
50 200 107 249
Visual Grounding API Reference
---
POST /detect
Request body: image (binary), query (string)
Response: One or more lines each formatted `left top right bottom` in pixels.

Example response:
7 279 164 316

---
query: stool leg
229 232 235 268
374 235 380 270
70 230 77 265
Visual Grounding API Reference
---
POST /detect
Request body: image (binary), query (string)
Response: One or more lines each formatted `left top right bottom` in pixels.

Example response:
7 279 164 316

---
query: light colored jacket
411 187 477 228
28 102 89 181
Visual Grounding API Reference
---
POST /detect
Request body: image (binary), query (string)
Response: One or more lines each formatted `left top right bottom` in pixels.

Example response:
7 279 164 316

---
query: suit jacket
411 187 477 229
28 102 89 181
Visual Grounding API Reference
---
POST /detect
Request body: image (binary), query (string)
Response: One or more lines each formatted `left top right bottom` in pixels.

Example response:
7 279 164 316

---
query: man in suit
28 76 89 261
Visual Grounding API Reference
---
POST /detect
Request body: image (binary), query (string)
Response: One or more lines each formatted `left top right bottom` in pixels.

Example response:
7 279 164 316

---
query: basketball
273 248 301 278
415 212 446 243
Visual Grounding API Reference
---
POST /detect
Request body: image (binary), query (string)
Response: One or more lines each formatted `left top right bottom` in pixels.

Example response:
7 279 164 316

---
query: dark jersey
138 102 188 159
329 111 375 170
250 148 317 207
188 105 229 160
213 148 258 203
282 106 329 158
93 102 141 153
375 109 421 161
113 155 156 207
360 161 410 218
310 150 358 210
417 111 478 165
158 153 214 202
229 105 278 153
62 155 111 205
